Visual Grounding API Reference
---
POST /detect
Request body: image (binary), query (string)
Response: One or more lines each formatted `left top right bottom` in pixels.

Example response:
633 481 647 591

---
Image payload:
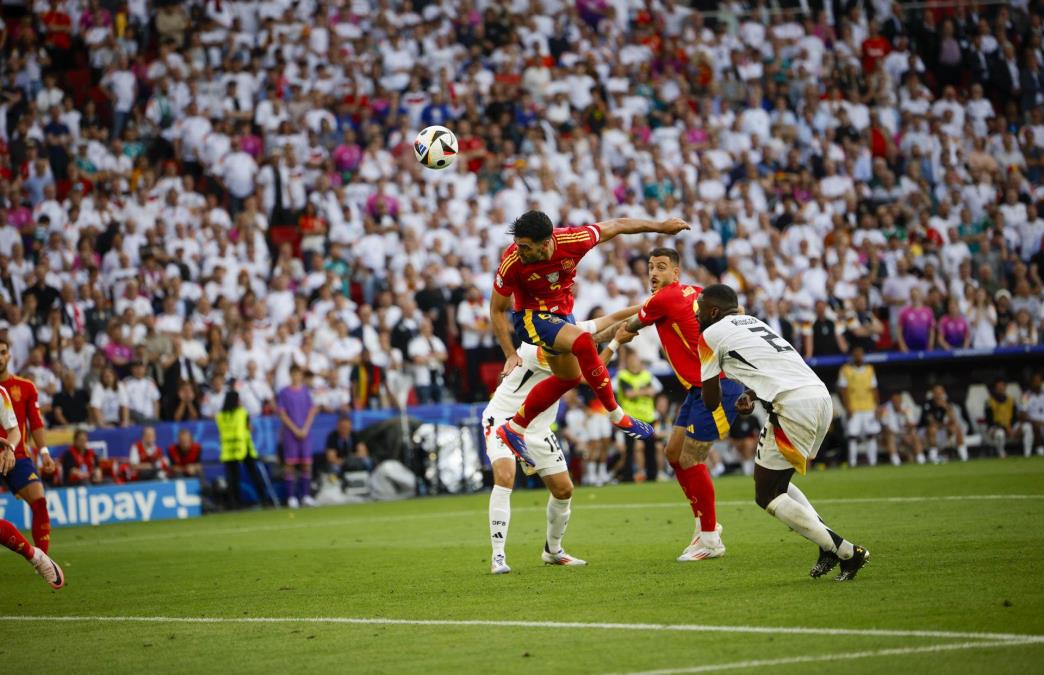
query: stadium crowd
0 0 1043 488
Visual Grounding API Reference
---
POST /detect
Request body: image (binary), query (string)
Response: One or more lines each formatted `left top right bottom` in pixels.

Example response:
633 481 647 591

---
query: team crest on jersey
9 386 20 402
546 272 560 283
496 274 504 288
682 286 696 297
562 260 574 270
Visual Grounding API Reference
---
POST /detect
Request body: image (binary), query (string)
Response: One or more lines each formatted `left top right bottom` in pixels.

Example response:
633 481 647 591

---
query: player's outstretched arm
598 323 638 364
596 217 690 243
589 304 641 335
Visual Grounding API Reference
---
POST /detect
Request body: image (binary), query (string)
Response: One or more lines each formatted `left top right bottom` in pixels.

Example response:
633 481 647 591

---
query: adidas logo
527 273 541 281
492 532 504 539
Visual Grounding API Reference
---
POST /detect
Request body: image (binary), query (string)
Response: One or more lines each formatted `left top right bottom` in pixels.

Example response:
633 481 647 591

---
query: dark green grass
2 459 1043 674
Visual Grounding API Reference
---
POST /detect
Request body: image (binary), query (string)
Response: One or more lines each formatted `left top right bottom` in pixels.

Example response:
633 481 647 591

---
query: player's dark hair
701 284 739 310
509 210 554 241
648 247 680 266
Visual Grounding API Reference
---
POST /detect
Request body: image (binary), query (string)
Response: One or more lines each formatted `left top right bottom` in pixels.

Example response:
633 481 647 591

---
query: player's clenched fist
659 217 690 235
736 390 757 415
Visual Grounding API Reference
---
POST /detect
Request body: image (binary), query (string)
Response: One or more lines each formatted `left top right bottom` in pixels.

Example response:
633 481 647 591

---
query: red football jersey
0 375 45 459
493 225 601 314
637 281 706 389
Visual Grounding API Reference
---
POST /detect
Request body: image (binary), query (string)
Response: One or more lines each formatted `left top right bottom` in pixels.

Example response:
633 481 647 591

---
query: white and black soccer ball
414 125 458 170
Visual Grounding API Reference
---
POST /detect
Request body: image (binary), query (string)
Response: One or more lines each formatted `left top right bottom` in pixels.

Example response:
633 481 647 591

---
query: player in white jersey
1023 373 1044 456
485 307 639 574
695 285 870 581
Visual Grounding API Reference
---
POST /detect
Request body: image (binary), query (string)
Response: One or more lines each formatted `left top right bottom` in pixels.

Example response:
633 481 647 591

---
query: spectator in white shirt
407 317 448 404
90 366 129 428
124 361 162 423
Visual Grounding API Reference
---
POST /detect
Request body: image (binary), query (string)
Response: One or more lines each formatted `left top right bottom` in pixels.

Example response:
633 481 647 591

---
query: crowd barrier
43 403 487 463
0 479 202 528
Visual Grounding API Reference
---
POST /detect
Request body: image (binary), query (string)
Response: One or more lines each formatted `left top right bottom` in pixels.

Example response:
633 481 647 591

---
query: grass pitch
2 459 1044 674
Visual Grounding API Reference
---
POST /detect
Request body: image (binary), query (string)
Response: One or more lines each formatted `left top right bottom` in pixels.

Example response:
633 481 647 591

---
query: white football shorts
482 405 568 477
756 389 833 476
846 410 882 437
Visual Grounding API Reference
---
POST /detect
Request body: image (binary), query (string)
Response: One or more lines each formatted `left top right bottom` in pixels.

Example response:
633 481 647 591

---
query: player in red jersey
0 384 64 589
0 338 54 554
620 248 744 561
489 210 690 466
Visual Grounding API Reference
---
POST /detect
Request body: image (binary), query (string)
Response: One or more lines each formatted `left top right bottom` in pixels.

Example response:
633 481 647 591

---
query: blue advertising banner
61 403 486 463
0 479 202 528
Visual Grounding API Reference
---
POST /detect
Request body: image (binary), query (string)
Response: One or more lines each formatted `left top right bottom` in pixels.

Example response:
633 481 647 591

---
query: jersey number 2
748 326 794 353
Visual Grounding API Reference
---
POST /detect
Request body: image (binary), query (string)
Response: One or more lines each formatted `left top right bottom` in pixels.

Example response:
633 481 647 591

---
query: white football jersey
699 314 827 403
0 385 16 430
1023 389 1044 423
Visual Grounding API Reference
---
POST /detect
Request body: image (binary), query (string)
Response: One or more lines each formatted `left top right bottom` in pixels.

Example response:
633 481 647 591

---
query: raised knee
570 331 595 355
754 491 773 510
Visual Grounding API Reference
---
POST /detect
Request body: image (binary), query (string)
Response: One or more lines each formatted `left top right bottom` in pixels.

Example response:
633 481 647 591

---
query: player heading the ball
489 210 690 467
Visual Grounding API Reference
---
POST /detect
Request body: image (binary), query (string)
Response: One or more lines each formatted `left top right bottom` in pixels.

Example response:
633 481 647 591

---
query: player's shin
546 495 571 554
0 519 34 560
570 332 621 418
511 376 580 430
765 493 855 560
30 498 50 554
489 485 512 556
786 482 821 521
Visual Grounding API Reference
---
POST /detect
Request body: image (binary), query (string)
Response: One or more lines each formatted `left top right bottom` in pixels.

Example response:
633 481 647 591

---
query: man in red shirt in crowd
0 338 54 554
861 22 891 74
168 428 203 478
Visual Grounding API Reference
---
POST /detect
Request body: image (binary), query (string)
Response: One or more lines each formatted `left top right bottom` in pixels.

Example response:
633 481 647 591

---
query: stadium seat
964 385 989 435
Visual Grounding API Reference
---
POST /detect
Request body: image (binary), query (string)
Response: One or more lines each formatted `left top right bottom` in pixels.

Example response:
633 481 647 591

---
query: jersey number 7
748 326 794 353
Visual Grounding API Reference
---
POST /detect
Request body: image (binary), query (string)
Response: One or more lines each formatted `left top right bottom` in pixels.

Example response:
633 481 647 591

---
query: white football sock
766 494 854 559
597 462 608 485
848 439 859 468
1022 426 1033 457
957 444 968 462
489 485 511 556
928 447 939 463
890 452 901 466
916 452 926 464
608 407 624 424
546 496 571 553
786 482 820 521
866 439 878 466
742 459 755 476
584 462 595 485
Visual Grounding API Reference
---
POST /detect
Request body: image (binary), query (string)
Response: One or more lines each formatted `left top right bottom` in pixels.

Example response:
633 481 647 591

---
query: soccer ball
414 125 458 170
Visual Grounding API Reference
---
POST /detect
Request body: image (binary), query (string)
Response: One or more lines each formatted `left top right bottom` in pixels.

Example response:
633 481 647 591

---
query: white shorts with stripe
481 404 568 477
755 388 834 476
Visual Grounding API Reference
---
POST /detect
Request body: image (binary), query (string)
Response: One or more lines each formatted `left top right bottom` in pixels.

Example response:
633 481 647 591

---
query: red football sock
672 462 717 532
571 332 619 413
512 375 581 428
30 497 51 554
0 519 34 560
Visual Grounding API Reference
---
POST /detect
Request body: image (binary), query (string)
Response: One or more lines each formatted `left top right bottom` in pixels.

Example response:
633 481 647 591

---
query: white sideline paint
1 616 1042 645
54 493 1044 549
616 639 1042 675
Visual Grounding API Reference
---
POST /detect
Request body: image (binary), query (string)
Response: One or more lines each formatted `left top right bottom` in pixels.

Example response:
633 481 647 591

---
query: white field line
615 639 1042 675
0 616 1042 645
54 493 1044 548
